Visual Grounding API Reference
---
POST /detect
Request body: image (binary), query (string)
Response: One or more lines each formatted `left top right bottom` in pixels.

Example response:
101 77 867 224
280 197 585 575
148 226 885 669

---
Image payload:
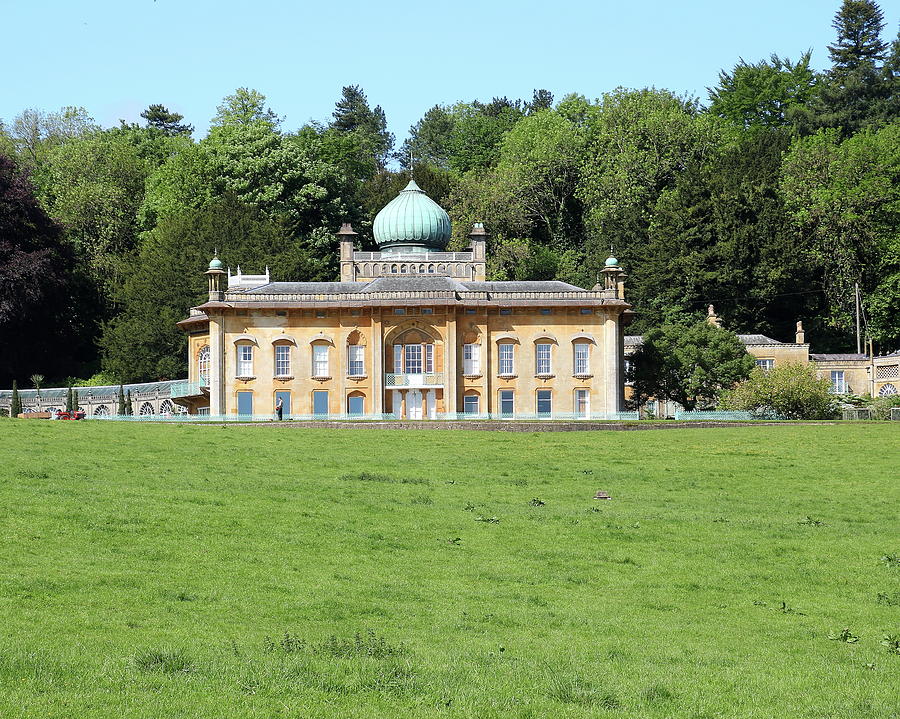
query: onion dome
208 255 224 270
373 180 451 252
605 255 619 267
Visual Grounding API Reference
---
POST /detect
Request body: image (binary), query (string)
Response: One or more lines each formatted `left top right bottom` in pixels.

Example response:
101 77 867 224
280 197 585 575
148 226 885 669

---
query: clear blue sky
3 0 899 142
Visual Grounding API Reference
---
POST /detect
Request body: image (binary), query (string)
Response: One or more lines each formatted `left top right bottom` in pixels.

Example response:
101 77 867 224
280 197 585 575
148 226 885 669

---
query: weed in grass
410 495 433 505
267 630 407 660
881 634 900 654
447 537 462 545
548 674 620 708
529 498 545 507
133 649 195 674
474 515 500 523
880 554 900 567
828 628 859 643
463 502 475 511
876 592 900 606
340 471 394 483
799 516 826 526
779 601 806 615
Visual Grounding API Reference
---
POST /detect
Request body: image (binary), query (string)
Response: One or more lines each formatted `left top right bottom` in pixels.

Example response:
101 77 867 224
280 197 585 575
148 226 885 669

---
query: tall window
463 344 481 375
574 343 590 375
463 394 480 414
348 345 365 376
498 344 514 376
198 345 210 385
237 345 253 377
830 370 846 394
393 345 403 373
425 344 434 373
756 359 774 371
312 344 329 377
536 344 552 375
274 345 291 377
575 389 590 418
537 389 552 416
499 389 514 417
405 344 423 374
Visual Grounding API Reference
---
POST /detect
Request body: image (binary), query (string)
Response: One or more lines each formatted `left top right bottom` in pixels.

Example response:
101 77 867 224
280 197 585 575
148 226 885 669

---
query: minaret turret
205 253 226 302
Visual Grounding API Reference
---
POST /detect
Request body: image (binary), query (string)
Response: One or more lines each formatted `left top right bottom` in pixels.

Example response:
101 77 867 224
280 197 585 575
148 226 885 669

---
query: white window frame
237 344 253 377
348 344 365 376
536 389 552 416
274 344 291 377
425 344 434 373
312 344 329 378
830 370 846 395
498 343 514 376
536 344 552 376
393 344 403 374
463 343 481 375
198 345 210 385
499 389 514 416
463 394 480 414
574 343 590 375
756 359 775 371
575 388 590 418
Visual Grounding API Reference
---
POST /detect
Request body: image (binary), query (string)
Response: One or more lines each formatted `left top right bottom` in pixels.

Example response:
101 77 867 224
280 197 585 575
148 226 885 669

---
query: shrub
720 363 837 419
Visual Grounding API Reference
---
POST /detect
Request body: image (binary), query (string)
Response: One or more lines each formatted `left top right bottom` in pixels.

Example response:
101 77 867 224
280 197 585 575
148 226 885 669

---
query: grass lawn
1 420 899 718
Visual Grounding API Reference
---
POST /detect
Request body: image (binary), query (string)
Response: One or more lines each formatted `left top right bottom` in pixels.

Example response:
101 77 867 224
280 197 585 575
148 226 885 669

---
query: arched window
198 345 210 385
391 264 398 274
428 264 435 273
94 405 110 417
879 383 898 396
159 399 174 415
139 402 154 416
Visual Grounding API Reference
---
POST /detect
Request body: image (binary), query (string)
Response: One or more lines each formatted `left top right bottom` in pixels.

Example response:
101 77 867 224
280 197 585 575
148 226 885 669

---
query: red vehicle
56 410 86 420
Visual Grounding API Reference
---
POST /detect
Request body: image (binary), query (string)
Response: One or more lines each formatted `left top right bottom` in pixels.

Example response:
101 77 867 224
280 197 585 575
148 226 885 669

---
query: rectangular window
348 345 365 376
499 389 514 417
237 345 253 377
830 370 846 394
580 308 593 315
394 308 406 315
536 344 552 375
756 359 775 371
537 389 552 416
425 344 434 373
463 344 481 375
313 344 329 377
463 395 480 414
405 344 423 374
237 391 253 416
315 310 326 318
421 308 433 314
313 390 329 416
498 343 515 376
274 345 291 377
393 345 403 374
575 389 589 418
465 308 476 314
348 395 364 415
499 308 512 315
540 308 552 315
574 343 590 375
275 390 291 418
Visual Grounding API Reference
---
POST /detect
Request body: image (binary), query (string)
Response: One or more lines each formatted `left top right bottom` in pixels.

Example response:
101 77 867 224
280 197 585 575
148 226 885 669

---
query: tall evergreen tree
140 104 194 136
330 85 394 163
125 390 133 416
817 0 891 133
117 384 125 416
10 381 21 417
65 384 73 413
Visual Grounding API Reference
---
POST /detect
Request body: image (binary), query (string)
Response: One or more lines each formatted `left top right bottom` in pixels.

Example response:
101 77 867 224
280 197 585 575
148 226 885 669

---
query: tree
400 105 456 169
0 154 84 386
31 374 44 394
10 381 21 417
526 89 555 114
330 85 394 163
117 384 125 416
630 318 756 410
708 52 817 130
445 100 524 173
212 88 278 127
125 390 133 416
780 122 900 348
140 104 193 136
720 363 836 419
102 195 315 382
71 387 79 413
65 383 73 413
816 0 891 134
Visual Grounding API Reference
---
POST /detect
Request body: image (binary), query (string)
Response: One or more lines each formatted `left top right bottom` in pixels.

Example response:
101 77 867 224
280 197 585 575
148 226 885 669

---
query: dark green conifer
125 390 133 416
117 384 125 416
10 381 21 417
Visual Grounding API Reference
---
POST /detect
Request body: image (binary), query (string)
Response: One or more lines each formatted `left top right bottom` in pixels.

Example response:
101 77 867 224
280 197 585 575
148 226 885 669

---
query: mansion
172 181 634 419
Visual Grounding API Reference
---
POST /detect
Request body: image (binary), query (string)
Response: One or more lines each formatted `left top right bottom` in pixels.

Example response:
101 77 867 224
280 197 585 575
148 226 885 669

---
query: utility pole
855 282 861 354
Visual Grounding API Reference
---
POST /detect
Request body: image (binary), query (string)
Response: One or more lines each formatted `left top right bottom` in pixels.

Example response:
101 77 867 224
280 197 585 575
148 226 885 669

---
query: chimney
706 305 722 328
337 222 358 282
795 320 805 344
468 223 488 281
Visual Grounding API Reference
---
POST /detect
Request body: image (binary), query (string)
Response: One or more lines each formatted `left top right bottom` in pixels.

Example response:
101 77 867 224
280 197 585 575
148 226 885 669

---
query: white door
407 390 423 419
426 390 436 419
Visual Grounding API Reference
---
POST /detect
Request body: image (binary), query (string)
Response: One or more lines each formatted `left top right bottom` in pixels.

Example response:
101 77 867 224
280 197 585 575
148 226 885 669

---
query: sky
3 0 900 144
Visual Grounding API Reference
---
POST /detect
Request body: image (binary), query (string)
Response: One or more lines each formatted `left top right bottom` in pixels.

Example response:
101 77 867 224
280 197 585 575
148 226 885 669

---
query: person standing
274 397 283 421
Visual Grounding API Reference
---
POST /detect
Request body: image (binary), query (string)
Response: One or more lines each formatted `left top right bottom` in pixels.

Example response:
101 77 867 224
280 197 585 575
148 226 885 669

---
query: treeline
1 0 899 386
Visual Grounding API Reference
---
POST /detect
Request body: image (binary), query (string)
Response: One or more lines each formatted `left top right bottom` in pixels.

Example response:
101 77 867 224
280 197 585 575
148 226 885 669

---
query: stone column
602 310 620 415
209 312 226 415
372 313 383 416
445 313 458 416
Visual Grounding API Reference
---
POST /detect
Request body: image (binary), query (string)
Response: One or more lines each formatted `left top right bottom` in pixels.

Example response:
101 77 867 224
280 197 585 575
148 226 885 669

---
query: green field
1 420 899 718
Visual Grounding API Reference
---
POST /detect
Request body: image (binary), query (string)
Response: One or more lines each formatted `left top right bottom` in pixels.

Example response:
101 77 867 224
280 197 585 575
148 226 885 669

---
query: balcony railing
384 373 443 387
170 381 208 399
